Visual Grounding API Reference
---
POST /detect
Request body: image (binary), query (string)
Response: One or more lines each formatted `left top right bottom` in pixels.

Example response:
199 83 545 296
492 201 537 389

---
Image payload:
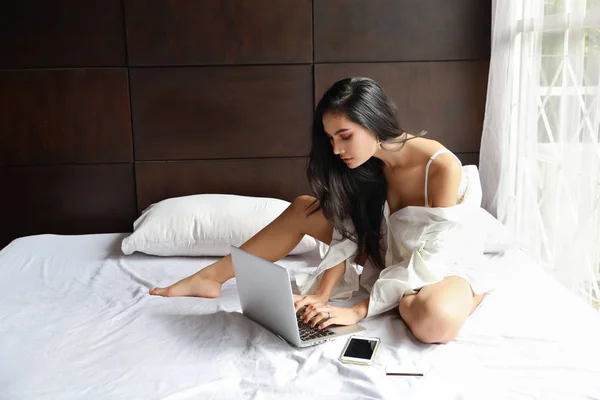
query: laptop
230 246 365 347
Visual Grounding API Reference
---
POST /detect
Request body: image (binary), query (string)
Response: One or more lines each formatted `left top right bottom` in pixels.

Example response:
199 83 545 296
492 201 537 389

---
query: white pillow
470 207 519 254
459 165 483 207
121 194 320 257
460 165 518 253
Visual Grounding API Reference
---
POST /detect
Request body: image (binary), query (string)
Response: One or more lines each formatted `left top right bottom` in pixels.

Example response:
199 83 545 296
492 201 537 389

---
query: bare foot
149 272 222 298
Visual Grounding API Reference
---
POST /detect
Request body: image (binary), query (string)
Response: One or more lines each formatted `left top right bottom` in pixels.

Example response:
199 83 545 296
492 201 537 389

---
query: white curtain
480 0 600 308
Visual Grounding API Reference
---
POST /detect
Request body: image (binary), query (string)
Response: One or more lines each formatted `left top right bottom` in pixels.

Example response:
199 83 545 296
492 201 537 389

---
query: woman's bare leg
149 196 333 298
398 276 484 344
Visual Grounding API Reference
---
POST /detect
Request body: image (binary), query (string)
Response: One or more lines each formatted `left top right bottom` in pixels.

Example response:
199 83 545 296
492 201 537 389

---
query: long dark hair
307 77 412 270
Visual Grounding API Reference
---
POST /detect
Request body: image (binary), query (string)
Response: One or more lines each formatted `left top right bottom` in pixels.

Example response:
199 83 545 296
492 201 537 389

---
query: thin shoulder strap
424 149 461 206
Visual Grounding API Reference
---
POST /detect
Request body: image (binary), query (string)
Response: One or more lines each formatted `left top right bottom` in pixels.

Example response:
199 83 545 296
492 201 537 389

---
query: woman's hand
299 304 361 329
293 294 328 313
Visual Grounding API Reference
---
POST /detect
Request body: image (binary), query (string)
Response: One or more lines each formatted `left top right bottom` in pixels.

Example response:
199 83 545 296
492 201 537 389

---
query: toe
149 287 166 296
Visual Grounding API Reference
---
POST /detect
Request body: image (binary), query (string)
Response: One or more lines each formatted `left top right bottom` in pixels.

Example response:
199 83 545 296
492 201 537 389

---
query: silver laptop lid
230 246 301 346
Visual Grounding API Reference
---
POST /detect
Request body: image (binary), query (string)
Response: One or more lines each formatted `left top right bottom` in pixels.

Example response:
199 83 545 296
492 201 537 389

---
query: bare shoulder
429 153 462 180
412 138 462 207
428 157 462 207
407 137 458 167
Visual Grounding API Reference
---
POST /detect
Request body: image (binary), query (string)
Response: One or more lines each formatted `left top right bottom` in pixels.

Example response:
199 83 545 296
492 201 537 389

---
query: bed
2 232 600 399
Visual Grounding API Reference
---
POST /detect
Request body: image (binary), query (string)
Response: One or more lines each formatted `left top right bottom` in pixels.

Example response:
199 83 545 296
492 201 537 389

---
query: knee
401 296 465 344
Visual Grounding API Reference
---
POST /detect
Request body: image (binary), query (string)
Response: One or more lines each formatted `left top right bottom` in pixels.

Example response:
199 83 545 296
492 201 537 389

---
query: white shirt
295 157 491 318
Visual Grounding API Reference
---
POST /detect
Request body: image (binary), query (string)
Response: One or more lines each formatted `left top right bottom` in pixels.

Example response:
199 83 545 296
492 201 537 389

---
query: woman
150 77 489 344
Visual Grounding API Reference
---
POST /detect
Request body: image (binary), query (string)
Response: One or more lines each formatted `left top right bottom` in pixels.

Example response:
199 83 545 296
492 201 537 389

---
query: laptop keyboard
296 313 336 342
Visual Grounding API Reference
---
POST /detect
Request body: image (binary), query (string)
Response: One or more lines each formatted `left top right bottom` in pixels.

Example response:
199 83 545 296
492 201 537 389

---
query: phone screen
343 338 378 360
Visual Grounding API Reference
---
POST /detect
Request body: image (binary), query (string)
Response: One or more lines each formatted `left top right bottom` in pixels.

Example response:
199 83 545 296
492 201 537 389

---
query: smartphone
338 335 381 366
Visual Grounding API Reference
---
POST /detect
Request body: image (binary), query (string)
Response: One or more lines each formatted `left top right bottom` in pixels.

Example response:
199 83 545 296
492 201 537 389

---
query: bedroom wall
0 0 491 249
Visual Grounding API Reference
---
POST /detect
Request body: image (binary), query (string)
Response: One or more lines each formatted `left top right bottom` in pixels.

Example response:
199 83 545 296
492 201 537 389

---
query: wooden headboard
0 0 491 248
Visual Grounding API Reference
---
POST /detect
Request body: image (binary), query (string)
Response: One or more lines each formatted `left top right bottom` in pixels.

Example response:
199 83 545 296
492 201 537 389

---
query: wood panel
314 62 489 153
314 0 491 63
0 164 137 248
125 0 312 66
135 158 310 211
0 69 132 166
130 65 313 160
456 153 480 167
0 1 490 246
0 0 126 68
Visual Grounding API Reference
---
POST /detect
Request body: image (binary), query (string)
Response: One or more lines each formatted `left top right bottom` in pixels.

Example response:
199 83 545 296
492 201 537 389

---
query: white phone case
338 335 381 366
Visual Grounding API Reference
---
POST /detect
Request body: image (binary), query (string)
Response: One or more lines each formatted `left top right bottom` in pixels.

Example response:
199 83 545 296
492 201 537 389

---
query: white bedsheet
1 233 600 400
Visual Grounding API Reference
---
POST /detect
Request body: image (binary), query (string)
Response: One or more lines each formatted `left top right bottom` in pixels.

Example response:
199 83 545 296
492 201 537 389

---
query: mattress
1 233 600 399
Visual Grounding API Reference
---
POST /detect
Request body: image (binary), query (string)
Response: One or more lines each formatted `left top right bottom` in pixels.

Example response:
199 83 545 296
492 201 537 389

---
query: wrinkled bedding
1 233 600 399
